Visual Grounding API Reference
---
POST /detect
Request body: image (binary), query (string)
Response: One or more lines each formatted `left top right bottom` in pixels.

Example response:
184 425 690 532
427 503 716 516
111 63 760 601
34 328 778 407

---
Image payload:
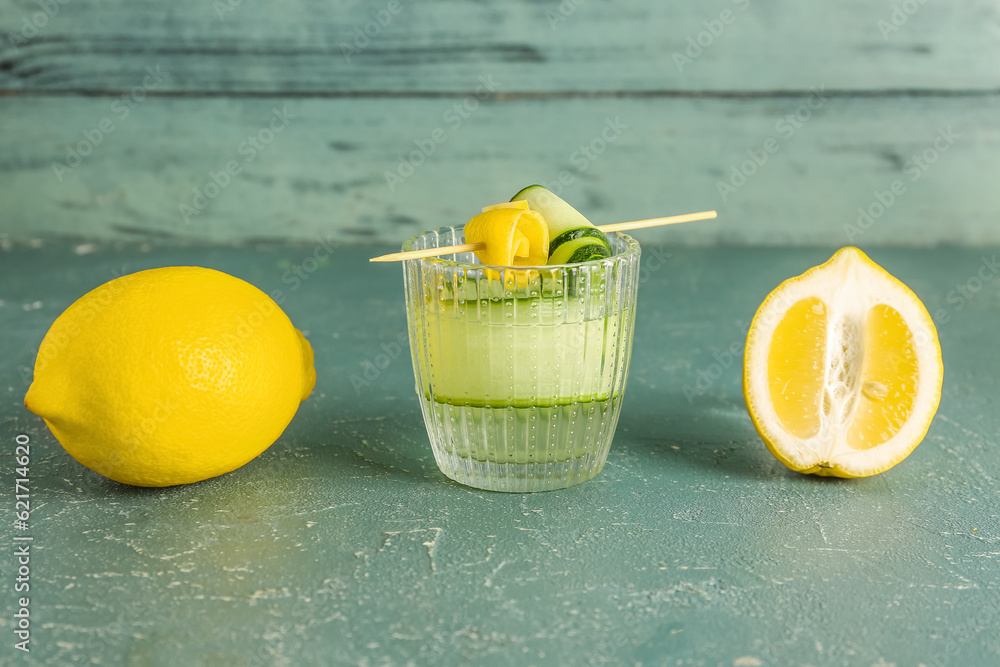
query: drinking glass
402 226 641 492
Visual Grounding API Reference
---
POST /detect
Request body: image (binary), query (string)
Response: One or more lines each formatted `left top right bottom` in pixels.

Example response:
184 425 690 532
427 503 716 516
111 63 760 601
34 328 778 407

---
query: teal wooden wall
1 0 998 245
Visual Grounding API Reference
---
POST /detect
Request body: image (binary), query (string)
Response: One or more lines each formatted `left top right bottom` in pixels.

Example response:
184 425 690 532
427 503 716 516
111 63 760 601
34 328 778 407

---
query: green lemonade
411 279 628 466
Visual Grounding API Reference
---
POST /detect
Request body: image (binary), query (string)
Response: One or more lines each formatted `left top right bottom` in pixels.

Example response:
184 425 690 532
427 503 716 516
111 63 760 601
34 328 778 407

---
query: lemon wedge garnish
743 247 943 478
464 204 549 267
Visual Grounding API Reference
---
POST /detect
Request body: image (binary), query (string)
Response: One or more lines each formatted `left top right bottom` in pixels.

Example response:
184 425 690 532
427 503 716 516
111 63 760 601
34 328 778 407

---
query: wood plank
1 0 998 93
1 94 998 246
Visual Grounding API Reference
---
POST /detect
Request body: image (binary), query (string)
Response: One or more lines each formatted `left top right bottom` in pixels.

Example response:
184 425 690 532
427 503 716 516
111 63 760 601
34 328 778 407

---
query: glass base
422 400 618 492
433 453 607 492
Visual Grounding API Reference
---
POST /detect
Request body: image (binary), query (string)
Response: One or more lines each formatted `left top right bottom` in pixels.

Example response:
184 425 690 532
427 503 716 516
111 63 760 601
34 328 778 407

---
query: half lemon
743 247 943 477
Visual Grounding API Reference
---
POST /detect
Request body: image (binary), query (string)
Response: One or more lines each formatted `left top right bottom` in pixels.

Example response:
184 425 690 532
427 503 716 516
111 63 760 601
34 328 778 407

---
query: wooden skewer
369 209 717 263
370 242 485 262
598 210 717 232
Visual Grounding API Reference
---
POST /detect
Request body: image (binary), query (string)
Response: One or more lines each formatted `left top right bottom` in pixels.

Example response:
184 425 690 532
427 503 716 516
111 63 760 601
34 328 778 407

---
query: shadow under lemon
619 390 798 480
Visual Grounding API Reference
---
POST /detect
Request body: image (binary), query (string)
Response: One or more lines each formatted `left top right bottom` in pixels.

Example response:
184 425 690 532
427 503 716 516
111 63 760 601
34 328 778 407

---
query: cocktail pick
369 210 717 263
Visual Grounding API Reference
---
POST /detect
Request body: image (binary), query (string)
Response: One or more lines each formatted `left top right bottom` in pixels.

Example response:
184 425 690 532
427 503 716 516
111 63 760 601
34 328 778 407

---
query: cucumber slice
511 185 612 260
545 227 608 253
548 237 612 265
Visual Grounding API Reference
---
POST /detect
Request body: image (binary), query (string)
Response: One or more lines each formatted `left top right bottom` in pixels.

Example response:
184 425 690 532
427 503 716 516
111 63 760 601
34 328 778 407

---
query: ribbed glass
402 226 641 492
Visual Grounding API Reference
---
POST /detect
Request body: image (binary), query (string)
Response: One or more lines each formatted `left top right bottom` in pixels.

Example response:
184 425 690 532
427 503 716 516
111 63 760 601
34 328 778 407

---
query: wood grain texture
1 94 998 245
0 0 998 93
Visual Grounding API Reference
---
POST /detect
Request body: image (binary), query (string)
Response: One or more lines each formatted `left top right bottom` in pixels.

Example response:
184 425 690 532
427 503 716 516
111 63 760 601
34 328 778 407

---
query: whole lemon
24 266 316 487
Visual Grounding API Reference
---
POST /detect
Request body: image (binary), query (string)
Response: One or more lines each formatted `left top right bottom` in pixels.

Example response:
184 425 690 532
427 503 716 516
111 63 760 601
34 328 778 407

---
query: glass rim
401 225 641 271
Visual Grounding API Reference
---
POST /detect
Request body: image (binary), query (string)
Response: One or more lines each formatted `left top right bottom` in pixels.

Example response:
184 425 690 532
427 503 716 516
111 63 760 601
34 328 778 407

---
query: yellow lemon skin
464 206 549 267
24 267 316 487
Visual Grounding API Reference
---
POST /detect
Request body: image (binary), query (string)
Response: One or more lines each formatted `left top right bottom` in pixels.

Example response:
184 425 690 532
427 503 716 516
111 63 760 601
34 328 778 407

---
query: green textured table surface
1 242 998 666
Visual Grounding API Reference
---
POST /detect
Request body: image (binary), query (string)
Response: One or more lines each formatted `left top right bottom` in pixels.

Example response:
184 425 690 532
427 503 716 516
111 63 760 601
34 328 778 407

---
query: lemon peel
464 205 549 267
25 266 315 487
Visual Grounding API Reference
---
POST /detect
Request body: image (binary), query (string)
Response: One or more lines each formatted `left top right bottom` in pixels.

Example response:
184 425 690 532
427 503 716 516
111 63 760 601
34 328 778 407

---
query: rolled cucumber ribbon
464 201 550 267
510 185 612 264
